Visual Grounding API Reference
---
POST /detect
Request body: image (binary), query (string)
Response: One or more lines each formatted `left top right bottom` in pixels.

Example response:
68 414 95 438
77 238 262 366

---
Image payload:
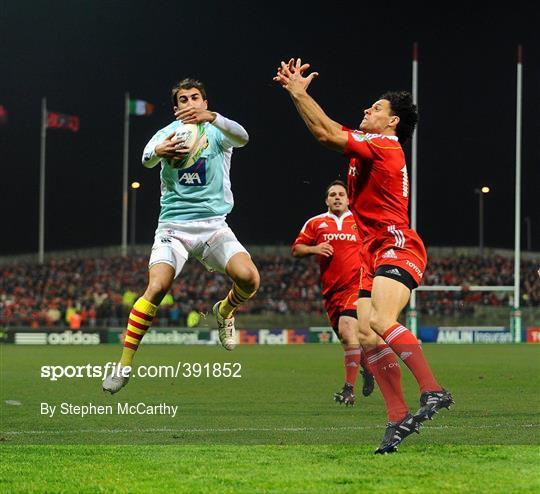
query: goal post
407 44 523 342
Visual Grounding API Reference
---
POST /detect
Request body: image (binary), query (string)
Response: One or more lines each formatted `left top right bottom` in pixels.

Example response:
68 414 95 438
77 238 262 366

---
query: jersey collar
326 210 352 231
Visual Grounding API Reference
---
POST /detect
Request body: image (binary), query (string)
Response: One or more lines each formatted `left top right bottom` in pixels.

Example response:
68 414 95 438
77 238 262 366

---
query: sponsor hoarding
6 329 105 345
526 328 540 343
3 326 531 345
420 326 512 344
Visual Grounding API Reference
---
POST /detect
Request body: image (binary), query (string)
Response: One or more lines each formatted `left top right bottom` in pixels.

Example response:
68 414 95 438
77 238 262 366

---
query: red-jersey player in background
292 180 374 406
275 58 453 454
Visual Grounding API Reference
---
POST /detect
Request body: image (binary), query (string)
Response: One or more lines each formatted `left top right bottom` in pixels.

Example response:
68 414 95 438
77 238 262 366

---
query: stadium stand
0 248 538 328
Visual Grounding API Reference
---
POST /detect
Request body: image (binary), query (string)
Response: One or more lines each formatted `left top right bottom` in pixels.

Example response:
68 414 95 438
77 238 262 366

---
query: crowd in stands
0 253 538 327
419 255 540 317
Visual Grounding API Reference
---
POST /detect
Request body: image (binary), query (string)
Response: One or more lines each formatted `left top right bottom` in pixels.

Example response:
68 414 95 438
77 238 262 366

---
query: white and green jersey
142 114 248 222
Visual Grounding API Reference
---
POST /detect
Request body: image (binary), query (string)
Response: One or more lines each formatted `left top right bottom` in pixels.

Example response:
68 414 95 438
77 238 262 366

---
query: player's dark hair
379 91 418 143
171 78 207 106
325 180 347 198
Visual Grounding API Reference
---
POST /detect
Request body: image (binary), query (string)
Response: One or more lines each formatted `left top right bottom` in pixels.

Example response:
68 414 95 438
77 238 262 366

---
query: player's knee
249 268 261 292
357 317 371 336
369 311 392 336
341 335 359 346
235 266 260 293
358 329 378 347
355 317 376 346
339 326 358 345
145 280 170 303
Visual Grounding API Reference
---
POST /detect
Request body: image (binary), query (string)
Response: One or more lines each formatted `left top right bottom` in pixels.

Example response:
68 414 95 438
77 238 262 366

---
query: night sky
2 2 539 256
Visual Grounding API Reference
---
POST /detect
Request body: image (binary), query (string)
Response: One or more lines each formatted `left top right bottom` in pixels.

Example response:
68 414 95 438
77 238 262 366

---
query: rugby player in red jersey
292 180 374 406
275 58 453 454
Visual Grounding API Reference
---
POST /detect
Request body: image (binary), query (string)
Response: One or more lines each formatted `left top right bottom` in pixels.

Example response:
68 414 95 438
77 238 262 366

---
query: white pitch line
1 424 538 435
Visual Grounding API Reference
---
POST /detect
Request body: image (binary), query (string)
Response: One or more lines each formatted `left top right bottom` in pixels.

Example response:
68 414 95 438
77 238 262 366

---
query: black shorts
358 265 416 298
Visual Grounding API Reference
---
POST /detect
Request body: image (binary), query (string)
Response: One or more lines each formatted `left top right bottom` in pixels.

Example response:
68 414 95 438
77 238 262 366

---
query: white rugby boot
102 363 131 394
212 301 236 351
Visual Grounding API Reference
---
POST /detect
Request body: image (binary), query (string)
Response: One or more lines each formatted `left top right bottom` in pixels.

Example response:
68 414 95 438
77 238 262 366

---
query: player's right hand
314 242 334 257
273 58 319 93
155 132 190 159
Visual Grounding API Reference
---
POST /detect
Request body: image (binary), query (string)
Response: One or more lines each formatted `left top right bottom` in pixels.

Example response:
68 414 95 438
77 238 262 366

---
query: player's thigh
149 228 189 280
370 275 410 334
146 231 189 304
203 227 259 286
144 263 176 305
225 252 260 289
337 315 360 345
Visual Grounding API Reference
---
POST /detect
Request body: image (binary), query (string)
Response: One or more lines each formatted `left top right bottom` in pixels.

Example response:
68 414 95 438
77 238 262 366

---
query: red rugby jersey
292 211 360 296
344 130 410 237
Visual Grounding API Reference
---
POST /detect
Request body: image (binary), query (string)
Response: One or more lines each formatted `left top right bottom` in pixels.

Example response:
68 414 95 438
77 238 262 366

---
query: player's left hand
175 107 216 124
273 58 319 94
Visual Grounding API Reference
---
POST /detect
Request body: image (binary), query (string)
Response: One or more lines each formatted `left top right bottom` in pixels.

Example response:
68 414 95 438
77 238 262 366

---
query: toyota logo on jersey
322 233 357 242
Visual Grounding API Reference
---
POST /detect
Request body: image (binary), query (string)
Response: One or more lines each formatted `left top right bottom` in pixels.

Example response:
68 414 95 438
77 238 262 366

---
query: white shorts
148 218 249 278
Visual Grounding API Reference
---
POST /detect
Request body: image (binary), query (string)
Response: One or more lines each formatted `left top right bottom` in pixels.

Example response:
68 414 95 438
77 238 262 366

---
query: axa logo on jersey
179 158 207 186
179 172 203 185
323 233 357 242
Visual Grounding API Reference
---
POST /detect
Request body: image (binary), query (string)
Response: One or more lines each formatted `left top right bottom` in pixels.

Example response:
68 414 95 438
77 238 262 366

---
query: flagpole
411 42 418 232
122 92 129 257
408 42 419 337
38 97 47 264
513 45 523 342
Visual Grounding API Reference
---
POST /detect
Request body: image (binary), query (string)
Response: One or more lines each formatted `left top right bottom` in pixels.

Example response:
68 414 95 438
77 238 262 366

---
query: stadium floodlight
475 187 490 257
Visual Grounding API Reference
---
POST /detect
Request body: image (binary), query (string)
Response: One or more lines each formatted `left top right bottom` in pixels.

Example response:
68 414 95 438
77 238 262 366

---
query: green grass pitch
1 344 539 493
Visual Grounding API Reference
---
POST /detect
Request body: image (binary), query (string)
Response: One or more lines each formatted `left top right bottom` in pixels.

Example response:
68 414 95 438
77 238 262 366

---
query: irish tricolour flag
129 99 154 116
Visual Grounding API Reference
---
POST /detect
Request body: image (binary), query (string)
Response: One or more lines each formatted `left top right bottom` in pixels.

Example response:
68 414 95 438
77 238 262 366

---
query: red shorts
359 226 427 295
324 284 359 332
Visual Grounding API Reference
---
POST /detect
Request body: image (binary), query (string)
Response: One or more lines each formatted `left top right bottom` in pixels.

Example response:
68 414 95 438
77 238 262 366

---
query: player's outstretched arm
293 242 334 258
274 58 347 153
211 114 249 148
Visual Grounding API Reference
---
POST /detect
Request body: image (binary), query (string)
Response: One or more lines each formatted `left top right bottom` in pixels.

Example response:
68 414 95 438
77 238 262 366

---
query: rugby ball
170 123 208 169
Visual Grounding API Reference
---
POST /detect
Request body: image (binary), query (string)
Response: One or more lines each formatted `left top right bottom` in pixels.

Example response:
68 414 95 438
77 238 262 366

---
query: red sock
383 323 442 393
366 344 409 422
344 345 361 386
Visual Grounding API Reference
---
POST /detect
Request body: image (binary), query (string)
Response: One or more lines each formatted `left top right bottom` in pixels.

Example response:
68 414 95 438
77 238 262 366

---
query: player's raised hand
175 107 216 124
155 132 191 159
314 242 334 258
273 57 319 94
